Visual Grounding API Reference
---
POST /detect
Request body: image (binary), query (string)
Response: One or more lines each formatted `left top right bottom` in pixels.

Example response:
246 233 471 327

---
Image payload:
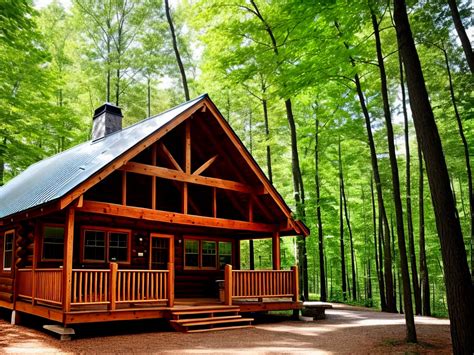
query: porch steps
169 305 253 333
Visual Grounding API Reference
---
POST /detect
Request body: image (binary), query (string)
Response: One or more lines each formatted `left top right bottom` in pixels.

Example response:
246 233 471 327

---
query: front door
149 234 174 270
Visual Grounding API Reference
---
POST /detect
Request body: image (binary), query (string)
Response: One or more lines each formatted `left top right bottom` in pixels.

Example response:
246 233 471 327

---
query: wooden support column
121 171 127 206
167 262 174 307
151 144 157 210
31 223 41 305
212 187 217 218
183 120 191 214
248 198 253 222
224 264 232 306
272 232 281 270
291 265 299 302
109 262 118 311
235 240 241 270
62 208 74 314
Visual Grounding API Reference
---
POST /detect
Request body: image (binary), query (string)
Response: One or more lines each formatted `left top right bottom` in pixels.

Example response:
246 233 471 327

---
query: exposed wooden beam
122 171 127 206
151 145 157 210
78 200 278 233
59 102 206 210
185 120 191 174
159 142 183 172
119 162 264 195
182 182 188 214
248 198 253 222
193 155 218 176
212 187 217 218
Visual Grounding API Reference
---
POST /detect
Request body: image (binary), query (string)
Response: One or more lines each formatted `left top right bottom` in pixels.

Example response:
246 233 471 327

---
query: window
219 241 232 270
42 225 64 260
184 237 232 270
3 231 14 270
109 233 128 262
82 228 130 263
202 241 217 268
185 239 199 268
84 230 106 261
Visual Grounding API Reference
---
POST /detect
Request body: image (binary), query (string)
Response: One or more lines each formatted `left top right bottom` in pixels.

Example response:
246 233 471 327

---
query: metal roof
0 95 207 219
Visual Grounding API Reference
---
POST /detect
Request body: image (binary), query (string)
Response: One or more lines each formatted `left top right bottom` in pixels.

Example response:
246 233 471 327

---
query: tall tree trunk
315 113 327 301
147 76 151 117
0 138 5 186
400 53 422 315
371 11 416 341
442 46 474 281
339 139 347 301
418 145 431 316
394 0 474 351
447 0 474 73
164 0 190 101
371 176 386 310
262 98 273 184
340 151 357 301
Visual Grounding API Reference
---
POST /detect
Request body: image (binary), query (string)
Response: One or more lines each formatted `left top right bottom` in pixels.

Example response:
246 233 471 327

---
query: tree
446 0 474 73
394 0 474 351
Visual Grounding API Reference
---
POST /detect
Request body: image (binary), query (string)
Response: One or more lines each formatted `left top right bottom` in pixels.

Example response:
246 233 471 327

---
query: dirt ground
0 304 452 354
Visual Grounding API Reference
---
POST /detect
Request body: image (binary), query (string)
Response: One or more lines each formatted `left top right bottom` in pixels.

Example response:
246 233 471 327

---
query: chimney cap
93 102 123 120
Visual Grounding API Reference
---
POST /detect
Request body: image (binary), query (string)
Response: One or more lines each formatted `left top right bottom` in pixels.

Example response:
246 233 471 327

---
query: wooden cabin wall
0 225 17 304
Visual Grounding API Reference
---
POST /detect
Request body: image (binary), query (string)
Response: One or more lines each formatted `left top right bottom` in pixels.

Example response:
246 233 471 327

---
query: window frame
3 230 15 271
41 223 65 262
80 226 131 264
218 241 233 270
183 236 233 271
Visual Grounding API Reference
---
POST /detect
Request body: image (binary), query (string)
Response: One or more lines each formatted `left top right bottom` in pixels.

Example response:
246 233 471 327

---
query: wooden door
149 234 174 270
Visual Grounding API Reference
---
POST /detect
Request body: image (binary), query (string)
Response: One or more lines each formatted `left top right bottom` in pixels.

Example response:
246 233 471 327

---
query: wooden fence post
109 263 118 311
291 266 299 302
167 262 174 307
224 264 232 306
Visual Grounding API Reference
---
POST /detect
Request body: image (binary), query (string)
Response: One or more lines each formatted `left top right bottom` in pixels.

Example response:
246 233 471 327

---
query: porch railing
224 265 299 305
16 262 174 310
17 268 63 306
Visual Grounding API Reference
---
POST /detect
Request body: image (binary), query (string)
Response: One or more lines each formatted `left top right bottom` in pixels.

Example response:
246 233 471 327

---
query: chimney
92 103 123 140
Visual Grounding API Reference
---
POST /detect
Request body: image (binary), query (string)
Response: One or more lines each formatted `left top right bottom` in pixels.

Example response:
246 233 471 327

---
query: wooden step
186 325 254 333
171 308 240 318
170 315 242 324
182 317 253 327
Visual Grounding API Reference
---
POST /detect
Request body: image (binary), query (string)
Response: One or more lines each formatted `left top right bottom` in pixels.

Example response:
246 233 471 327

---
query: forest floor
0 304 451 354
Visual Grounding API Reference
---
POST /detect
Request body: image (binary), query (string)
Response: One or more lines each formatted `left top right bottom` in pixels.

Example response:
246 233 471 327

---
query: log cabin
0 94 309 333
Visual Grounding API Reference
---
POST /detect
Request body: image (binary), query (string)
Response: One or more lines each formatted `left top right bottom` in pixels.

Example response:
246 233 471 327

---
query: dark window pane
109 233 128 262
185 239 199 267
84 230 106 261
3 232 14 269
43 226 64 260
219 241 232 269
151 238 169 270
202 241 216 268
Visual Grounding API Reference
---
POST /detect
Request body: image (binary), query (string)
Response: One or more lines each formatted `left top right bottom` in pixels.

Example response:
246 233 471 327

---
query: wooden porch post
224 264 232 306
167 262 174 307
291 265 299 302
62 208 74 313
272 232 281 270
109 262 118 310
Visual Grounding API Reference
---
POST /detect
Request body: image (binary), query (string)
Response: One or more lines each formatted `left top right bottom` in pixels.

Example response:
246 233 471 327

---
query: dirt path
0 304 452 354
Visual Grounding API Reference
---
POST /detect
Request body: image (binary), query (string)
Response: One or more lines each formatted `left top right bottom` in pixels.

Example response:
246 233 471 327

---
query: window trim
183 236 233 271
80 226 131 264
3 229 15 271
41 223 65 262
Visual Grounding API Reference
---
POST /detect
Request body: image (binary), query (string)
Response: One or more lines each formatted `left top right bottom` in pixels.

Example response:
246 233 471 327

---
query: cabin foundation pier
43 325 75 341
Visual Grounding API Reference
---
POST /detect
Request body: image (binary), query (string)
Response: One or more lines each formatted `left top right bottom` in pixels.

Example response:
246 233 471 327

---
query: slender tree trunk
341 154 357 301
400 53 422 315
147 76 151 117
339 139 347 301
418 145 431 316
372 11 416 341
442 46 474 281
315 113 327 301
164 0 190 101
447 0 474 73
371 176 386 310
262 99 273 184
106 38 111 102
394 0 474 351
0 139 5 186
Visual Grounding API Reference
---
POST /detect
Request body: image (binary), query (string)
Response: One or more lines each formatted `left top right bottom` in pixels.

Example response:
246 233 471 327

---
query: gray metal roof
0 95 207 219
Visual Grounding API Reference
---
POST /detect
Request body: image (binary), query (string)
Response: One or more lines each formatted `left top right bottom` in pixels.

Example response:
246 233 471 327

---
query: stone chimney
92 103 123 140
